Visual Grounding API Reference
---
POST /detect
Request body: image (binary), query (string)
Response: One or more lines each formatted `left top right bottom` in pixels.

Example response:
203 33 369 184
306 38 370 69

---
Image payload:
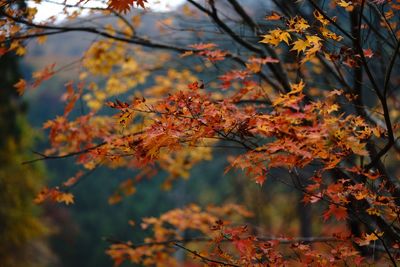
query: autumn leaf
109 0 132 13
180 50 194 58
260 29 291 46
314 10 329 25
56 192 75 205
363 48 374 58
120 179 137 196
188 81 200 90
14 79 27 95
246 57 279 73
9 1 400 265
355 231 383 246
63 171 84 187
291 39 309 53
108 0 148 13
34 187 50 204
108 193 123 205
198 49 227 62
323 204 348 221
37 35 48 45
63 82 80 116
34 187 74 205
32 63 55 88
336 0 354 11
288 16 310 32
189 43 218 50
265 12 282 21
366 207 381 216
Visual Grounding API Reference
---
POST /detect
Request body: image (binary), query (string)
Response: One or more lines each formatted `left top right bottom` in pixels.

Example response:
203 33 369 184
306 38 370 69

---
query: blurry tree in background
0 1 54 266
1 0 400 266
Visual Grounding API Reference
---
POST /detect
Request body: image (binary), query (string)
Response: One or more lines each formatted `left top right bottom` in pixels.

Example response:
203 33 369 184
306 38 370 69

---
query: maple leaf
288 16 310 32
63 171 84 187
255 175 266 185
366 207 381 216
109 0 147 13
314 10 329 25
320 27 343 41
291 39 309 53
323 204 347 221
32 63 55 88
56 192 75 205
233 238 254 256
346 137 369 156
14 78 27 95
34 187 74 205
189 42 218 50
336 0 354 11
363 48 374 58
265 11 282 21
355 231 383 246
135 0 148 8
198 49 227 62
108 193 123 205
260 29 291 46
180 50 194 58
109 0 126 12
188 81 199 90
246 57 279 72
37 35 48 45
34 187 51 204
63 82 80 116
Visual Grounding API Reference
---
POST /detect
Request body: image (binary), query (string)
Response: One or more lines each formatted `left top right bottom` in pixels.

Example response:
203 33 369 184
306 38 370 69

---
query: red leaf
363 48 374 58
323 204 348 221
109 0 147 13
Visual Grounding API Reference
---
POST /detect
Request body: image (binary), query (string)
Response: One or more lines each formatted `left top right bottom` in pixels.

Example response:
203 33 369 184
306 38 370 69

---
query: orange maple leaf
56 192 75 205
14 79 27 95
34 187 74 205
355 231 383 246
265 11 282 21
32 63 55 88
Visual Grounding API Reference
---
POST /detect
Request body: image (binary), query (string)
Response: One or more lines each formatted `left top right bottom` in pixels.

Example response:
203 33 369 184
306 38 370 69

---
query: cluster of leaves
2 0 400 265
107 204 365 266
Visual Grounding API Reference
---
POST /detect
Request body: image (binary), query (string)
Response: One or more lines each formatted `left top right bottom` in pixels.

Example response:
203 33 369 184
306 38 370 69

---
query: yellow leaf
56 192 75 205
260 29 291 46
16 46 26 56
320 27 343 41
357 231 384 246
288 17 310 32
336 0 354 11
366 207 381 216
306 35 322 45
289 80 305 95
182 4 192 16
131 15 141 28
37 35 48 45
291 39 309 53
313 10 329 25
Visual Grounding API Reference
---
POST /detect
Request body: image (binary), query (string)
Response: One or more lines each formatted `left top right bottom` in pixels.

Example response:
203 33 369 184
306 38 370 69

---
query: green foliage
0 51 52 266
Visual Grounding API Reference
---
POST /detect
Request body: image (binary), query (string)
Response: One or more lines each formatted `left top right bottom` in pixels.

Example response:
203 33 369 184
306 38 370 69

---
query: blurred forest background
3 1 321 266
